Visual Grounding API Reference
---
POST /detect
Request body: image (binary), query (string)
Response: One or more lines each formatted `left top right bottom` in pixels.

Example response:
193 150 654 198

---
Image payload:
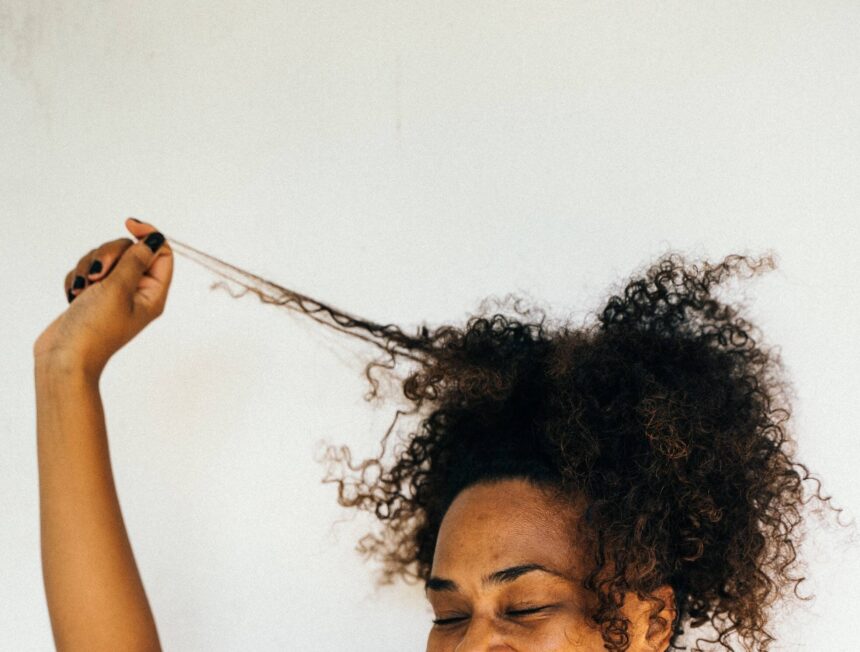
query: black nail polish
67 289 75 303
73 275 85 289
88 260 102 275
144 232 165 253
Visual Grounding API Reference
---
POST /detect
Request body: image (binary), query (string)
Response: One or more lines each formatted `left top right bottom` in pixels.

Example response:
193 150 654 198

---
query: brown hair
167 241 843 651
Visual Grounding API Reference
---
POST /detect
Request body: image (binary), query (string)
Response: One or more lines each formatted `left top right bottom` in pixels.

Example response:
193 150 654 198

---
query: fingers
124 217 158 239
65 250 95 301
65 238 134 303
95 218 172 314
64 269 76 303
85 238 134 282
123 217 174 299
63 218 173 307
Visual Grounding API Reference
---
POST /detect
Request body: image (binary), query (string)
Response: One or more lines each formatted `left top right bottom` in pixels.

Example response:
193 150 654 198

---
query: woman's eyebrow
425 563 565 593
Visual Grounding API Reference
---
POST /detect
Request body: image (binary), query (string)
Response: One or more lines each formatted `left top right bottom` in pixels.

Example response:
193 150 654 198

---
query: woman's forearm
35 360 162 652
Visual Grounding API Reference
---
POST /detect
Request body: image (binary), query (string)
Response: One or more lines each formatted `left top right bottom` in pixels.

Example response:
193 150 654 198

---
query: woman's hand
33 218 173 378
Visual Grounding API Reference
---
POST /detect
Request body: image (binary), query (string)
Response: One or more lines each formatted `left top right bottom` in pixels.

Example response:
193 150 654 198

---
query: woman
34 219 836 651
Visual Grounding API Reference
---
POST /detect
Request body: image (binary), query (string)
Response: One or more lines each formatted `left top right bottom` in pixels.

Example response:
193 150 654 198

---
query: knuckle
96 239 133 260
78 249 96 268
131 245 149 266
110 238 134 251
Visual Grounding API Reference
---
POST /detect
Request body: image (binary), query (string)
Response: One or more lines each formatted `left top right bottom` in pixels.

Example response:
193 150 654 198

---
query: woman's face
424 478 675 651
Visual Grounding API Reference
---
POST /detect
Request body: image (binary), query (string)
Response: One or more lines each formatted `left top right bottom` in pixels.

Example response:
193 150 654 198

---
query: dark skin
37 225 676 651
35 219 170 650
425 478 676 651
35 229 832 651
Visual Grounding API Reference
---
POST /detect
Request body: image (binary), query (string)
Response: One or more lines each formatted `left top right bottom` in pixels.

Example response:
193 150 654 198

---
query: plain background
3 1 859 650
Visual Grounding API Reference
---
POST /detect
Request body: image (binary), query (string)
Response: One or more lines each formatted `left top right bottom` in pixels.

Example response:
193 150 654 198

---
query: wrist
34 349 103 385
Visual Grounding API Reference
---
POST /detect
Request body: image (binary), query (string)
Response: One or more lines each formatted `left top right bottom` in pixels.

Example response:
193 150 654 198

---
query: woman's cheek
425 611 600 651
508 613 597 650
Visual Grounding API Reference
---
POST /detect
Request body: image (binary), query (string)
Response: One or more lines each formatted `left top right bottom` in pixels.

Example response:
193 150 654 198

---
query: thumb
104 218 170 312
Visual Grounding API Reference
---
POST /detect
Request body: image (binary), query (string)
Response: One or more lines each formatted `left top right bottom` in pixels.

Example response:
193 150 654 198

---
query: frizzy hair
165 239 843 652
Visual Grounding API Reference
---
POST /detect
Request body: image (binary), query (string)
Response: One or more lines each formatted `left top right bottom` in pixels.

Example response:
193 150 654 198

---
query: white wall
3 1 859 650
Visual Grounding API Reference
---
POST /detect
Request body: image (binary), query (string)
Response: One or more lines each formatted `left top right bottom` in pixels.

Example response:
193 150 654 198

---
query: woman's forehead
431 478 584 576
441 478 581 526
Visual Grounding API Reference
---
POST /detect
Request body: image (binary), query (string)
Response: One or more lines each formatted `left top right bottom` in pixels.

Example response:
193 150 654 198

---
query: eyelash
432 606 550 626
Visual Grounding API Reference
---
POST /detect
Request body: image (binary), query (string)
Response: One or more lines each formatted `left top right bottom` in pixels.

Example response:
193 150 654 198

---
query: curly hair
166 242 842 652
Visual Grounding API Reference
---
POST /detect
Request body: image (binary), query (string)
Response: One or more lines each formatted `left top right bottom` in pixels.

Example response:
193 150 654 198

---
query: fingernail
67 288 75 303
144 231 165 253
73 275 85 289
88 259 103 276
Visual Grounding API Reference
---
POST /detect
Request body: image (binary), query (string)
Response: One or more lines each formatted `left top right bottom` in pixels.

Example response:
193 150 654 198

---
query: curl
167 238 845 651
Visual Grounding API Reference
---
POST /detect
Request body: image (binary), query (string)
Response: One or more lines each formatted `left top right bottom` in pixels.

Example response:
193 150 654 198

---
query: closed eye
508 605 551 617
432 606 553 626
432 615 468 626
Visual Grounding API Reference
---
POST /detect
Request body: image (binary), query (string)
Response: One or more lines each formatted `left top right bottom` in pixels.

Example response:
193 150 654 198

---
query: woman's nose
454 616 514 652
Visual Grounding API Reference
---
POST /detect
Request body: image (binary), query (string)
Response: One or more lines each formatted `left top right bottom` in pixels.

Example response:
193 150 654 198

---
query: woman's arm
35 357 162 652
